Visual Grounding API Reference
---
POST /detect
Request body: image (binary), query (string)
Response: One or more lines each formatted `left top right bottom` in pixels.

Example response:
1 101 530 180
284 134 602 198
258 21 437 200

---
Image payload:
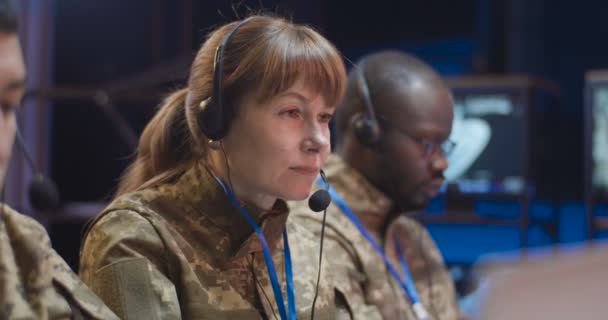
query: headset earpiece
197 98 226 141
353 60 381 148
197 18 254 141
352 112 381 147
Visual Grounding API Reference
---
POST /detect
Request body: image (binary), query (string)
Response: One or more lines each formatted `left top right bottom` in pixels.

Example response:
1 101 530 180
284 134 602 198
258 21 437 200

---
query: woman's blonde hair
116 15 346 196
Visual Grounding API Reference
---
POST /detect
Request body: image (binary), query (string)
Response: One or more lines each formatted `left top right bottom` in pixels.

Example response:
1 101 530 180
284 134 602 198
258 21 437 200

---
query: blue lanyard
316 178 429 320
393 233 421 305
214 177 297 320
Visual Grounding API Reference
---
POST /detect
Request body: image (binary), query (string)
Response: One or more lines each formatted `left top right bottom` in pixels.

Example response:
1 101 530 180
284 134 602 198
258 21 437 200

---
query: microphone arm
24 87 138 150
14 126 60 211
14 126 40 175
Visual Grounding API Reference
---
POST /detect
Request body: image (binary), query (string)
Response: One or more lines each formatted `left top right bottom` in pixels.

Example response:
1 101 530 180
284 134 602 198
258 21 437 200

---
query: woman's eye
319 113 334 123
281 108 301 118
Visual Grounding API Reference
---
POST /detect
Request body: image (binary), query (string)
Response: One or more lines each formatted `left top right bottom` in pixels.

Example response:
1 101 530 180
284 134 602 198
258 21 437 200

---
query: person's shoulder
92 189 164 229
87 209 159 246
392 214 425 229
105 188 162 215
389 214 448 266
0 204 50 241
0 205 120 320
389 214 429 238
93 208 150 232
83 190 168 248
1 204 42 227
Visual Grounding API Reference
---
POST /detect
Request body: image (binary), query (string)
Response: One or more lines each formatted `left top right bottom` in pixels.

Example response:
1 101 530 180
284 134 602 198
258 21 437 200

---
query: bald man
290 51 465 320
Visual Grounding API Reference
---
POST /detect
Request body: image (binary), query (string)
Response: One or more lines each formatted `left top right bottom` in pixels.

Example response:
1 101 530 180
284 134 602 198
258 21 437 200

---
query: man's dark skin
334 51 454 233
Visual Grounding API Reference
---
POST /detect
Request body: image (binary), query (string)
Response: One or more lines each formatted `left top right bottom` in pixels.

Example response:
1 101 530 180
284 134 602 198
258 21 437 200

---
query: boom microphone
14 127 60 211
308 170 331 212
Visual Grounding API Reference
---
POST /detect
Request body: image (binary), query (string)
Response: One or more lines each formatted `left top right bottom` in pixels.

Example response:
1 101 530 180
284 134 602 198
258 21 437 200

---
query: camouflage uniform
0 204 118 320
80 161 347 320
289 155 465 320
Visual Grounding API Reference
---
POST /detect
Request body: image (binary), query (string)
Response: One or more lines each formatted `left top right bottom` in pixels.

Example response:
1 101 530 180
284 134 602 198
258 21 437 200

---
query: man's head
335 51 453 212
0 0 25 187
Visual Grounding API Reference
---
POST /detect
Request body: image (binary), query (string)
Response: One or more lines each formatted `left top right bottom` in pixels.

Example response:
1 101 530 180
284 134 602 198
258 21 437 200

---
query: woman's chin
277 188 311 202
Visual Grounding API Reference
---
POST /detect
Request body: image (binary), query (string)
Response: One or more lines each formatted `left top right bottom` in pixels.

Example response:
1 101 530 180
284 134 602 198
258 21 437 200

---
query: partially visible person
0 1 118 318
290 51 465 320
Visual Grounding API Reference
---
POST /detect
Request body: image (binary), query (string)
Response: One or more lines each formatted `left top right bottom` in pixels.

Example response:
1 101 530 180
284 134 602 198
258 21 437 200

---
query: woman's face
221 79 335 205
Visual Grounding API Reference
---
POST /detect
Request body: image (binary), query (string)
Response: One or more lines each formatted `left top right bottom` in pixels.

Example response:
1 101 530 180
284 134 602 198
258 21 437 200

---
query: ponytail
115 88 197 196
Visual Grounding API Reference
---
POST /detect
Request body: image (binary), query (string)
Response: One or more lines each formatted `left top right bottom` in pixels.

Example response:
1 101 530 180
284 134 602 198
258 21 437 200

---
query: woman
79 15 348 319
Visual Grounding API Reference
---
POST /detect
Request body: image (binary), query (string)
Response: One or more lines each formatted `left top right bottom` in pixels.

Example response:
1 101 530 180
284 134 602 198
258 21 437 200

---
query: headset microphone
309 169 332 319
14 127 60 211
308 170 331 212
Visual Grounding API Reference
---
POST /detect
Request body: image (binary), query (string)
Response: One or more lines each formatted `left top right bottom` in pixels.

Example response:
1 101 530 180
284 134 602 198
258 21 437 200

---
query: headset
351 60 382 147
196 17 253 141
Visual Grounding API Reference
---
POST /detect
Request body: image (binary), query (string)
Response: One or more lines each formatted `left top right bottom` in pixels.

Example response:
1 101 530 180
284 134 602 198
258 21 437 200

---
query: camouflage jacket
0 204 118 320
80 162 347 320
289 155 465 320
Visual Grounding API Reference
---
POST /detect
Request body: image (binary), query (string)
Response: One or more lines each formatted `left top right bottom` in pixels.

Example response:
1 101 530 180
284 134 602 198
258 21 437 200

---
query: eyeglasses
379 116 456 158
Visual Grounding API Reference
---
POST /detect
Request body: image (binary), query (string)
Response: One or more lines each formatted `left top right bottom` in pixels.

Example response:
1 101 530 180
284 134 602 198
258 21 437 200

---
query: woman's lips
289 166 320 177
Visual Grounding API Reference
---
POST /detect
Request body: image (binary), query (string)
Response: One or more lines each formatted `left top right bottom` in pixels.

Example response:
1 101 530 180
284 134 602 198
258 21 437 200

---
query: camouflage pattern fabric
80 161 346 319
0 204 119 320
289 154 466 320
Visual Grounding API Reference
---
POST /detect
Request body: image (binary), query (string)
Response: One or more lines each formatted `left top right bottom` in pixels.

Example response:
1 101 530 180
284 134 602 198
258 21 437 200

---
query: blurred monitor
443 75 560 199
446 91 525 194
586 70 608 201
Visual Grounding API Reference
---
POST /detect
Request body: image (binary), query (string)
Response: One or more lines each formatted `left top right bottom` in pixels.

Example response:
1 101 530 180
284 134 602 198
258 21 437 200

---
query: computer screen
590 84 608 196
446 91 525 194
